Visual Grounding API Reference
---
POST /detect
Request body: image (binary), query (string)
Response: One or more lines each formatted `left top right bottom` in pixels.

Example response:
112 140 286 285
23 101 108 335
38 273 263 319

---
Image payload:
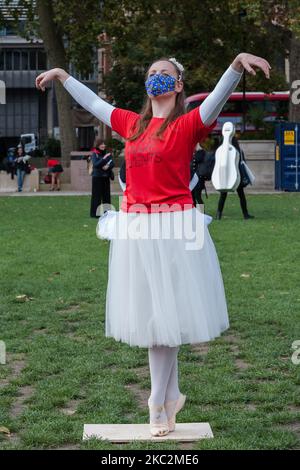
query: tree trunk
36 0 78 167
289 34 300 122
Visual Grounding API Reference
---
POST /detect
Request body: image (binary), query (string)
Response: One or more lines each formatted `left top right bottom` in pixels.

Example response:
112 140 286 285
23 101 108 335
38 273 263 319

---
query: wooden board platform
83 423 213 442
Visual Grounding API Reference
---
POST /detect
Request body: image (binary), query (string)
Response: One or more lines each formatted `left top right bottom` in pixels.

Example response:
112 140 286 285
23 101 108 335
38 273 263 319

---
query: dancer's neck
151 94 176 118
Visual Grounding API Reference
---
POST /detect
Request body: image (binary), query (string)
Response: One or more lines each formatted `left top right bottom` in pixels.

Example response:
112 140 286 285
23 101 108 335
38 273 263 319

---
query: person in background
89 138 114 218
46 156 64 191
191 144 206 206
190 139 216 210
15 145 30 192
215 133 254 220
6 147 16 180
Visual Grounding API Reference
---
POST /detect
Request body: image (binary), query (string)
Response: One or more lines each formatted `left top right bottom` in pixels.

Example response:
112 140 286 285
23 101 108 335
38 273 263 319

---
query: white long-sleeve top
63 65 243 128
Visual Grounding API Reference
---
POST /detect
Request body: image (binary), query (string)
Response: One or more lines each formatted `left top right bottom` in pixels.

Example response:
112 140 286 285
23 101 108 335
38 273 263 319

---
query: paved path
0 189 290 197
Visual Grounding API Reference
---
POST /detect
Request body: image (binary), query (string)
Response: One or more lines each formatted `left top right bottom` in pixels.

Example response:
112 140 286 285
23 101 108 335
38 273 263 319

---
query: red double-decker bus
185 91 289 133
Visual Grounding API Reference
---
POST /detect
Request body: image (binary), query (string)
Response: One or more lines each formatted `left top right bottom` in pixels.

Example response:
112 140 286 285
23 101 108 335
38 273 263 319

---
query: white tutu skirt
96 208 229 348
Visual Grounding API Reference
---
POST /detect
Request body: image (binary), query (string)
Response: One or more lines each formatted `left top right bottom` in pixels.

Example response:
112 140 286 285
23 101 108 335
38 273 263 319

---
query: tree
3 0 103 165
229 0 300 121
36 0 77 167
99 0 287 112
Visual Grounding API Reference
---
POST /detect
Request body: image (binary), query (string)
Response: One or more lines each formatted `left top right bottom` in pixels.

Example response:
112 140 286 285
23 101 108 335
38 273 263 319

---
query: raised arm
35 68 115 127
200 66 243 126
200 53 271 126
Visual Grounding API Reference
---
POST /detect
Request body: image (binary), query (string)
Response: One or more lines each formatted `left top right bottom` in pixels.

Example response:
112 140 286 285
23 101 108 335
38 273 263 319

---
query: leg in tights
148 346 180 423
192 189 197 207
165 348 180 403
236 184 248 216
101 177 111 207
217 191 228 213
193 185 204 206
192 181 205 212
90 176 102 217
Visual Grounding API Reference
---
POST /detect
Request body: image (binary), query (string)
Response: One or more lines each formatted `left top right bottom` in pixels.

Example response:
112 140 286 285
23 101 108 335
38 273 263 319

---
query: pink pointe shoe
164 393 186 432
148 398 169 437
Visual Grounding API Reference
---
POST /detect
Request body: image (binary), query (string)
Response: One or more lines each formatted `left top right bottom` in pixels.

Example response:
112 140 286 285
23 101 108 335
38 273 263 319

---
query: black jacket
91 148 114 178
15 154 31 171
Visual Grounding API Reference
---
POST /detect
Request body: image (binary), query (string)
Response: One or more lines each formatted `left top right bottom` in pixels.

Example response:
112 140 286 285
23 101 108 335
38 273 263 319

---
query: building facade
0 1 103 158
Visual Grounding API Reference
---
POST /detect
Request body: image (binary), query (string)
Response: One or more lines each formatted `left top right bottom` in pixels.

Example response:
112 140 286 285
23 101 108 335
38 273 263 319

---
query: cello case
211 122 240 192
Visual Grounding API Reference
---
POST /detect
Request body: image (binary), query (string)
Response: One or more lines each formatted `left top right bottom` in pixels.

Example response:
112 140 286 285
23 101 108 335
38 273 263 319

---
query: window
13 51 20 70
37 51 47 70
30 50 36 70
0 49 48 71
222 101 244 113
265 101 278 113
21 51 29 70
5 51 12 70
0 24 16 36
21 136 33 145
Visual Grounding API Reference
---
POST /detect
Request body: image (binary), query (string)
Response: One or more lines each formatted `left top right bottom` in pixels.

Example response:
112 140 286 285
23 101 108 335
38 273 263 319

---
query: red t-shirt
47 159 60 168
111 107 216 213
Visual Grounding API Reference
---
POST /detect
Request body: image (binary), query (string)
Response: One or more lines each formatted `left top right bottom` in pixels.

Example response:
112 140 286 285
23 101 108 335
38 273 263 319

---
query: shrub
42 138 61 158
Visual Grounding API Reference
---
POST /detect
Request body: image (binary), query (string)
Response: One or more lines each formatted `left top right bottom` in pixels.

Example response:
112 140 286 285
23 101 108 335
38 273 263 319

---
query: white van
20 133 38 154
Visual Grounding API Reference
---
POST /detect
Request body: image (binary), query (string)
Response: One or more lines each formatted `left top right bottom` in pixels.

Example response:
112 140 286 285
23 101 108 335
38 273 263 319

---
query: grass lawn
0 192 300 450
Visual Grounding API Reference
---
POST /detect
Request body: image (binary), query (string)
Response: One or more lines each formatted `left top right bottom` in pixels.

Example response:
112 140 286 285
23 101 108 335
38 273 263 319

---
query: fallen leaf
15 295 27 302
15 294 33 302
0 426 10 436
63 409 76 416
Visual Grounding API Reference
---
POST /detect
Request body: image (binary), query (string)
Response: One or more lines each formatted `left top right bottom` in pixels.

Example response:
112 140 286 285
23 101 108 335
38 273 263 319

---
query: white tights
148 346 180 422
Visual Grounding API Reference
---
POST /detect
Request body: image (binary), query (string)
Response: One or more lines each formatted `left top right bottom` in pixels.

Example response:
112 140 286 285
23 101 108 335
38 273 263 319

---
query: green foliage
0 8 4 27
2 0 291 112
241 128 273 140
2 0 36 40
242 106 286 139
230 0 300 39
246 105 266 130
99 0 288 111
50 0 102 76
42 137 61 158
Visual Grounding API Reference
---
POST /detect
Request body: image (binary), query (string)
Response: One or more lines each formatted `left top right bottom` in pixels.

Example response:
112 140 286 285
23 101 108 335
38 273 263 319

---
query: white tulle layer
97 208 229 348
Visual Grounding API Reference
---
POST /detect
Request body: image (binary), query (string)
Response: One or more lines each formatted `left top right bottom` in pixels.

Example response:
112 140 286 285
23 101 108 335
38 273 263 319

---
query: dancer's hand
231 53 271 79
35 68 70 91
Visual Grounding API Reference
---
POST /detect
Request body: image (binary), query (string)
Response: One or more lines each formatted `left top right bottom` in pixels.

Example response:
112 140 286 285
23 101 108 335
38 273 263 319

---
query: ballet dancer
36 52 271 437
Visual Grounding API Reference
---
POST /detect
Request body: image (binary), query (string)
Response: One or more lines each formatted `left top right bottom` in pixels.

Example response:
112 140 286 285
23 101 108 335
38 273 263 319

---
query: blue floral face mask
145 73 177 97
